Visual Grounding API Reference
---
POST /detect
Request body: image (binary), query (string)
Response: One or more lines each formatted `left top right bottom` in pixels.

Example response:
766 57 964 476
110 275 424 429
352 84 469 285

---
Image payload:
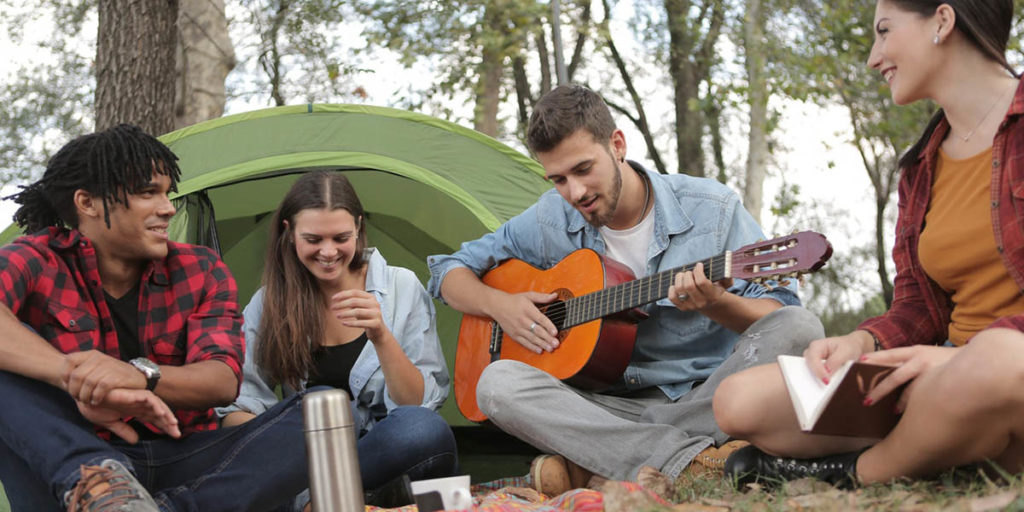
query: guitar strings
539 253 731 330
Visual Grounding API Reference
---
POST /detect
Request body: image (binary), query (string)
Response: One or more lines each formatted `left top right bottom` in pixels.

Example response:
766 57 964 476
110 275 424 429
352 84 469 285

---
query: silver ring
678 294 689 302
529 322 537 333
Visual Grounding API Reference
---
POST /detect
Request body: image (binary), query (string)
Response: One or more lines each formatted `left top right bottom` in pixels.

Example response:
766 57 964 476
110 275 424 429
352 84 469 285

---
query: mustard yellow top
918 148 1024 345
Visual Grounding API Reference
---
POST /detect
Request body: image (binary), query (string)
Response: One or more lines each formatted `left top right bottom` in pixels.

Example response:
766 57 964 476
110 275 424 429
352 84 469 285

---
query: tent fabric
0 104 552 425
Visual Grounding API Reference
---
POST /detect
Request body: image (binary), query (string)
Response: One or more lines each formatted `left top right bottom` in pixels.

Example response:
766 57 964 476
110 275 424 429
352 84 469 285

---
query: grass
656 466 1024 511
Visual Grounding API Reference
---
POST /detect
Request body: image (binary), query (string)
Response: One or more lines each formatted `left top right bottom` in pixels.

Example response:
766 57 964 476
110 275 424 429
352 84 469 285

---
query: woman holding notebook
712 0 1024 487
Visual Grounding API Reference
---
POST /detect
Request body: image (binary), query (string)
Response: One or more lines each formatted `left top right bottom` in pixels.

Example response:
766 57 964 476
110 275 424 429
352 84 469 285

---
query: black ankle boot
724 445 863 489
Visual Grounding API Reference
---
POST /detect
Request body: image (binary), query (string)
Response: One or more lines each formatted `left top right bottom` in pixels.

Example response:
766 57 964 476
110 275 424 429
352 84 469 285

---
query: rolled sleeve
386 271 450 413
185 258 245 387
0 244 37 314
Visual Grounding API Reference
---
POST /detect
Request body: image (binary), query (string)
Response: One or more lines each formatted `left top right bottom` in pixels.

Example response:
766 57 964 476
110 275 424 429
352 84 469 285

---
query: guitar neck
553 251 732 329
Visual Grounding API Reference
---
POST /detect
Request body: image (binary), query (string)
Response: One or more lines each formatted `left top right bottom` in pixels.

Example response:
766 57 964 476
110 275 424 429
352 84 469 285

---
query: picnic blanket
366 475 673 512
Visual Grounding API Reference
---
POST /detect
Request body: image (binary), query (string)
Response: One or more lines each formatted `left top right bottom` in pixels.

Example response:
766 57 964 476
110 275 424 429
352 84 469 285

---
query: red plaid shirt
0 228 244 435
860 80 1024 348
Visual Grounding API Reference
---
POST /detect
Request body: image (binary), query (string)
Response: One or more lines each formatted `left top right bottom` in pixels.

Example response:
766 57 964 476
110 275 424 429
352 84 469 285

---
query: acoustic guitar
454 231 833 422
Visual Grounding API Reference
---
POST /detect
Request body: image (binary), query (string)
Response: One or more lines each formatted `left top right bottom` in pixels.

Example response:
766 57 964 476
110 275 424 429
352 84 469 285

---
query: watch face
132 358 159 376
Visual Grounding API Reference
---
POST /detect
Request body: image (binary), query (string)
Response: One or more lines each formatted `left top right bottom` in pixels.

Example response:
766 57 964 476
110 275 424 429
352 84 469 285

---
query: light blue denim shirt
426 163 800 400
218 248 450 433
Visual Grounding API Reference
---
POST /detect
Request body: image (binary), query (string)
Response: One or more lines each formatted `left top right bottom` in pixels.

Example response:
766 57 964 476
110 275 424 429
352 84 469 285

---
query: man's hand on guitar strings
489 290 560 354
668 262 731 312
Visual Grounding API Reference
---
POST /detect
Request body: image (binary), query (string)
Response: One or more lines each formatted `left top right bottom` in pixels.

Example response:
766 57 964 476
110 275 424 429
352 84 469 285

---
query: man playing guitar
426 84 823 492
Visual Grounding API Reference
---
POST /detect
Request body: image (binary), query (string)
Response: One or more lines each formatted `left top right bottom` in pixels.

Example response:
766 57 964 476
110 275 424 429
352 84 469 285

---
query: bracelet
870 332 883 352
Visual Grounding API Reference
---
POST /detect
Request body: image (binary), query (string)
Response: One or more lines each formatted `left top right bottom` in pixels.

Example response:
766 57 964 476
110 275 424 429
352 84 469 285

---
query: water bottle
303 389 363 512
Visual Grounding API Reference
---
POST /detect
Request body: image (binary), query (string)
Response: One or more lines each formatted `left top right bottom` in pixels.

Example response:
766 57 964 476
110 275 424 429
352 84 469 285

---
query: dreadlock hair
257 171 369 389
7 124 181 233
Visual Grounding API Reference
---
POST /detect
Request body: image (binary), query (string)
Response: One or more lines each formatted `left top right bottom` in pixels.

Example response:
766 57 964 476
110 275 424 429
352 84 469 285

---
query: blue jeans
0 370 309 512
357 405 457 489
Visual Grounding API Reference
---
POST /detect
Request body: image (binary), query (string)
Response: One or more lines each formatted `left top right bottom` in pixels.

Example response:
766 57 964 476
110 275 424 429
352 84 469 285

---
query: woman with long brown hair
218 171 455 505
713 0 1024 487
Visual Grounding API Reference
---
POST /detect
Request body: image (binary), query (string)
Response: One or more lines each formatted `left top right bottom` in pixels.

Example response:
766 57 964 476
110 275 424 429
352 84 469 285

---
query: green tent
0 104 551 425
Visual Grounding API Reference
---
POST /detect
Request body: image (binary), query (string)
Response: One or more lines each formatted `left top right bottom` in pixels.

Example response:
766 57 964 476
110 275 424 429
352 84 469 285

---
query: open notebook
777 355 903 438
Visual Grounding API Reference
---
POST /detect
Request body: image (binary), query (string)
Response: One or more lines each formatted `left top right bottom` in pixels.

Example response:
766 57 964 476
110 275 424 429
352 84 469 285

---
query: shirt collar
917 78 1024 166
363 247 388 294
565 161 693 237
46 228 168 286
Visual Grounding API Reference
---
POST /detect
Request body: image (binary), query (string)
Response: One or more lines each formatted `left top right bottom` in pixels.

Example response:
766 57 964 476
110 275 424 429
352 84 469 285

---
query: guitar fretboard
542 252 732 330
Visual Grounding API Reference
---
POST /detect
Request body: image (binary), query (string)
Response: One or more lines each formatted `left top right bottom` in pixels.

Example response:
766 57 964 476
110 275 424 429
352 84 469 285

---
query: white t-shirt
598 207 655 279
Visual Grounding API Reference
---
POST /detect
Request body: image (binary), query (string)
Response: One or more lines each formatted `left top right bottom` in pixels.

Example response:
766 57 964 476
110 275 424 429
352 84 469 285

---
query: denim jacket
427 163 799 400
218 248 450 433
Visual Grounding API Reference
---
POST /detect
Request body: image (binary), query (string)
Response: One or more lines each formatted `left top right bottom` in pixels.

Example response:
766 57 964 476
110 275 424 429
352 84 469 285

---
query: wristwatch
129 357 161 391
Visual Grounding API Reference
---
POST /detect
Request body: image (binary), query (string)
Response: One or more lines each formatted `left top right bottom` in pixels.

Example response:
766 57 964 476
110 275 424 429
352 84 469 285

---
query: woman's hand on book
803 330 875 384
859 345 958 412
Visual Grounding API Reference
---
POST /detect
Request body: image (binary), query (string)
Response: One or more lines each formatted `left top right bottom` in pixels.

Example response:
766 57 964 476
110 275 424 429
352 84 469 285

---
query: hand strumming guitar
485 290 559 354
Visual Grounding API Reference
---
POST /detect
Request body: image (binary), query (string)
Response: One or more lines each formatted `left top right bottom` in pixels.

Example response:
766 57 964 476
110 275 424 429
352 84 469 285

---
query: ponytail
8 183 63 234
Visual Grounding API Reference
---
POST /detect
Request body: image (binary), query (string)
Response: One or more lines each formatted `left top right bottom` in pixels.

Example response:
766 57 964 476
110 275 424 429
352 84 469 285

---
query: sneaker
724 445 862 489
683 440 750 477
529 454 594 497
65 459 159 512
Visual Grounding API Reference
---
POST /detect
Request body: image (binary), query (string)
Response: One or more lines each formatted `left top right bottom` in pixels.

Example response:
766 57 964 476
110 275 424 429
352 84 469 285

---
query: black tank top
307 332 369 398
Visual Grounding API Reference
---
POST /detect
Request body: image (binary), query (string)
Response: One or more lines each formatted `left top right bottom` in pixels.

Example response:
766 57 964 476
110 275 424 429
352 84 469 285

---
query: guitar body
452 231 834 423
454 249 641 422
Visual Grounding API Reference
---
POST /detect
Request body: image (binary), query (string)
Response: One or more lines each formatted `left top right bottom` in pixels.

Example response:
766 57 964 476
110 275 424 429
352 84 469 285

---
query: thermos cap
302 389 355 432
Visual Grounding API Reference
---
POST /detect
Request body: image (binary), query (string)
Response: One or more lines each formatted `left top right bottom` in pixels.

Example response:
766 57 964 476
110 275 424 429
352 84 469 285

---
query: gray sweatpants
476 306 823 480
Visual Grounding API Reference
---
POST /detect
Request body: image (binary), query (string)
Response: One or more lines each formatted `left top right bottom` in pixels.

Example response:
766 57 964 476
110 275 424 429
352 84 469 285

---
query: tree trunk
743 0 768 223
95 0 179 135
474 47 503 137
174 0 235 129
474 3 506 137
600 0 666 174
535 29 552 96
512 54 531 134
875 191 894 307
664 0 723 177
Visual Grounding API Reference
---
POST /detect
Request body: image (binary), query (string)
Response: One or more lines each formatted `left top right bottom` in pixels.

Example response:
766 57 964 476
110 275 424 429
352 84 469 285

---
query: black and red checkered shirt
0 227 244 435
860 80 1024 348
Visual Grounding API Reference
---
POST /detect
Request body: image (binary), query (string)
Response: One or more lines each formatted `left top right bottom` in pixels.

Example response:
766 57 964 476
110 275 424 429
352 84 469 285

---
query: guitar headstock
730 231 833 285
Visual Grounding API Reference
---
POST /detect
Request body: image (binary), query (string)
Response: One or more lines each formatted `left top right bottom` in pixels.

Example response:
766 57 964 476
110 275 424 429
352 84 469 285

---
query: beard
582 150 623 227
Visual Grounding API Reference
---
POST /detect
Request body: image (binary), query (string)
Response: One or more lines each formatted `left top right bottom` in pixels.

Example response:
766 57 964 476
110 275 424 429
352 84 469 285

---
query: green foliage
0 0 94 190
230 0 365 105
352 0 553 128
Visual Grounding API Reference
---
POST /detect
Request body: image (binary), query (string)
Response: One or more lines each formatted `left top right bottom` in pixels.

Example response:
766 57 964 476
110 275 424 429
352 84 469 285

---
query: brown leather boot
529 454 594 497
683 440 750 477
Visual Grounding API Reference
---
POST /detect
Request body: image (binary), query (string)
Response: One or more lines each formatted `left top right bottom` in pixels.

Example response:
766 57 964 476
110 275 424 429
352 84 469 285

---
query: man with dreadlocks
0 124 309 511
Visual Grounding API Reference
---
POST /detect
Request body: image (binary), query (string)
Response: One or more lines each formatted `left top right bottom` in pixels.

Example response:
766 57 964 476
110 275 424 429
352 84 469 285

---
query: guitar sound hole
540 287 574 343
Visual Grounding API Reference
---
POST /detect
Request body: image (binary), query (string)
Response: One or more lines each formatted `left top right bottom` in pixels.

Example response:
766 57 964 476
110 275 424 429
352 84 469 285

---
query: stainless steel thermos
303 389 364 512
